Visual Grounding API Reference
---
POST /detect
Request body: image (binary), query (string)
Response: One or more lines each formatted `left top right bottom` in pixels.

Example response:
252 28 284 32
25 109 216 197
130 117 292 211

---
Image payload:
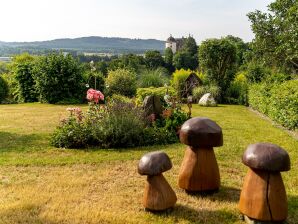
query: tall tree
173 36 198 70
144 50 164 69
164 47 174 73
199 38 237 99
248 0 298 73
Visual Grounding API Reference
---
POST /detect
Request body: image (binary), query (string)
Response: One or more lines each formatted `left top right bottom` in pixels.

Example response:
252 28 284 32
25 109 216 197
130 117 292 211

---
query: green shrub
137 67 169 88
136 86 176 105
33 53 85 104
225 73 248 105
0 73 18 103
105 68 137 97
12 54 38 102
51 98 188 149
269 80 298 130
245 63 269 83
91 102 145 148
51 117 91 148
171 69 193 98
248 79 298 130
109 94 132 104
193 84 220 102
0 75 8 103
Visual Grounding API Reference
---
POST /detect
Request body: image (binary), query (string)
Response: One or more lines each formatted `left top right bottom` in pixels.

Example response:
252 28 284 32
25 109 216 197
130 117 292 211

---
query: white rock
198 93 217 107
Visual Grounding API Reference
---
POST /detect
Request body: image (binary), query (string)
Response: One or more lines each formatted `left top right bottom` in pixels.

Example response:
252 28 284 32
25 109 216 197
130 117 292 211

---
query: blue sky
0 0 272 43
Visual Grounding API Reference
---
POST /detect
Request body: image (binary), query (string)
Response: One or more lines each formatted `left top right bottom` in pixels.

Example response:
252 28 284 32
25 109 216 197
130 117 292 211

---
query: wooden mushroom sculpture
178 117 223 192
138 151 177 211
239 143 291 223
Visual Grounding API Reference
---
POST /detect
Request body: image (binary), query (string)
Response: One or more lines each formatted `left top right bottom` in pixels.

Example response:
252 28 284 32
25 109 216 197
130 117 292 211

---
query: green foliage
137 68 169 88
12 53 38 102
177 36 198 70
33 53 85 104
192 85 221 102
225 35 249 68
90 102 146 148
84 71 105 91
171 69 193 98
0 73 18 103
136 86 176 105
0 75 8 103
225 73 248 105
164 47 174 72
105 68 137 97
245 63 270 83
249 79 298 129
247 0 298 73
108 54 145 73
144 50 164 69
51 117 91 148
51 100 186 149
0 62 9 74
109 94 132 104
199 38 237 98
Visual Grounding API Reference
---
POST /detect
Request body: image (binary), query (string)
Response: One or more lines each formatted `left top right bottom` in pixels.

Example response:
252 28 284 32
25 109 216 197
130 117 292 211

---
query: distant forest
0 36 165 56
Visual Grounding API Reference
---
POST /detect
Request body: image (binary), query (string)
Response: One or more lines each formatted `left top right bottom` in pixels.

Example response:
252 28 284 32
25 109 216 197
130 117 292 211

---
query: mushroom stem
143 174 177 211
178 146 220 192
239 168 287 222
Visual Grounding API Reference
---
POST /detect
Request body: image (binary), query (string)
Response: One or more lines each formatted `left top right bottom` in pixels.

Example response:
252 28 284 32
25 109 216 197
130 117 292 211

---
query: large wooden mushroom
138 151 177 211
239 143 291 223
178 117 223 192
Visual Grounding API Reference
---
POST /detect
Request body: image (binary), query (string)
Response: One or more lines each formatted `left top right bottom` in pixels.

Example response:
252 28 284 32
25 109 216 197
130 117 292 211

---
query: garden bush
105 68 137 97
0 75 8 103
33 53 85 104
248 79 298 130
171 69 193 99
0 73 18 103
12 54 38 102
137 67 169 88
225 73 248 105
136 86 176 105
245 63 269 83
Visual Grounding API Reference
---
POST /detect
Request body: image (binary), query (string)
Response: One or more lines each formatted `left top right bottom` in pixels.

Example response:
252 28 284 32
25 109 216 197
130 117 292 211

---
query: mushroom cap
179 117 223 147
242 143 290 172
138 151 172 176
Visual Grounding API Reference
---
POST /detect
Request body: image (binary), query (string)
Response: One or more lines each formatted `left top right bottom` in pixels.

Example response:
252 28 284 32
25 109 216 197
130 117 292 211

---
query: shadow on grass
0 204 59 224
184 185 241 203
0 131 46 152
154 204 238 224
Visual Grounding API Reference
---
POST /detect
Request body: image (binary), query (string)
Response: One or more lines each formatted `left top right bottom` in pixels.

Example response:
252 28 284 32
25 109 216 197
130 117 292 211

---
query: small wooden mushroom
178 117 223 192
138 151 177 211
239 143 291 223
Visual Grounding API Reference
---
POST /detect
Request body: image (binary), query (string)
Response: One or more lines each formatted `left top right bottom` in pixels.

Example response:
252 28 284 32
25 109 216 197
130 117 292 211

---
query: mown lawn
0 103 297 224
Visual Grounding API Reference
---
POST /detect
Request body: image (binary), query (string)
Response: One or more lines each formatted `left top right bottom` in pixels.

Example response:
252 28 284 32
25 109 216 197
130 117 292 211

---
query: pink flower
87 88 104 103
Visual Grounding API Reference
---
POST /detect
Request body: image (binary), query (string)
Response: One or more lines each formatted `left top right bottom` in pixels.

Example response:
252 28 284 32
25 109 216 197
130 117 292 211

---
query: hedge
248 79 298 130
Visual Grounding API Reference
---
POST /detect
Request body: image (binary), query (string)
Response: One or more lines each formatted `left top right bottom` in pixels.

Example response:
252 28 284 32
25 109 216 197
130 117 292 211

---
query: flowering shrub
51 89 188 149
86 88 104 103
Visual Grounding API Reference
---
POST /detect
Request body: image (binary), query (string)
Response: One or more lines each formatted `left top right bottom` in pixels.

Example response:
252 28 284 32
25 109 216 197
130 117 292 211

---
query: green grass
0 103 297 224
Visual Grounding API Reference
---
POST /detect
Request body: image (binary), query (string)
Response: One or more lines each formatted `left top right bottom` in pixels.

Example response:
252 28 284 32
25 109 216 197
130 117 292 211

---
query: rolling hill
0 36 165 55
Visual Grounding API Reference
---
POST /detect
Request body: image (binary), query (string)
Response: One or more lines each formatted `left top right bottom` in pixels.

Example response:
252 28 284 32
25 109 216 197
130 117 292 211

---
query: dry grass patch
0 162 243 224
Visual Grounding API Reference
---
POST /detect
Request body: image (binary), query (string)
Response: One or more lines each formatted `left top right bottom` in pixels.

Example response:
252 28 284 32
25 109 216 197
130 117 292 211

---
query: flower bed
51 89 189 149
